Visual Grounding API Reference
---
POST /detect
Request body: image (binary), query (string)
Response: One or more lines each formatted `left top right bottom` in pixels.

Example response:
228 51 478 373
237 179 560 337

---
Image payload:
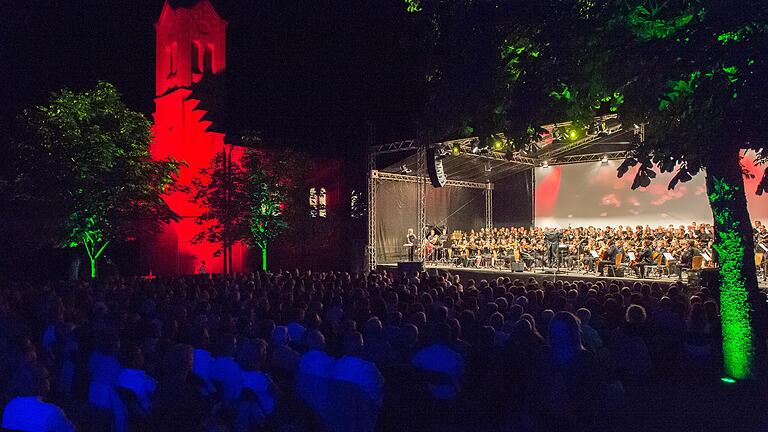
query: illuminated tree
412 0 768 380
191 136 286 271
11 82 181 278
241 148 287 270
190 147 250 273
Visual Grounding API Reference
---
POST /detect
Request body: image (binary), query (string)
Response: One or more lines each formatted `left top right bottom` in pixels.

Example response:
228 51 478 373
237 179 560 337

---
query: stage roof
374 128 635 184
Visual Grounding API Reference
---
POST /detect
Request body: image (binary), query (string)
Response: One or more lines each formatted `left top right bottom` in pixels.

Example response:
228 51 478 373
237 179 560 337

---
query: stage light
491 135 504 151
568 129 579 140
452 143 461 156
542 160 549 168
720 377 737 384
484 161 492 172
601 154 609 165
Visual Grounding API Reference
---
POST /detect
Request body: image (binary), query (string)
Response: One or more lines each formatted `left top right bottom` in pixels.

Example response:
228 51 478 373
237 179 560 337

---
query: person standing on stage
407 228 417 261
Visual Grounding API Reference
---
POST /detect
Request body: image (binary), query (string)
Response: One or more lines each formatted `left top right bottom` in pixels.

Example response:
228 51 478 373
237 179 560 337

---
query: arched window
191 41 201 74
167 41 178 78
203 44 214 75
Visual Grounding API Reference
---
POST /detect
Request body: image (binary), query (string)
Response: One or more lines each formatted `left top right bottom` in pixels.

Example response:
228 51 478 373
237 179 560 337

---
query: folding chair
644 252 664 279
606 253 624 277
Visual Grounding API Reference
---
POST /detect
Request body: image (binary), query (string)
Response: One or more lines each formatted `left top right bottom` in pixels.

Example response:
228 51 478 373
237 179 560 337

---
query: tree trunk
705 149 761 380
89 256 98 279
261 246 267 271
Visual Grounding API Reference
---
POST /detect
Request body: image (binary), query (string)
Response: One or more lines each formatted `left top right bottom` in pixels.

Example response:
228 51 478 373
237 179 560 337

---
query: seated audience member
209 333 243 403
328 331 385 432
411 322 465 401
544 311 601 432
116 345 157 412
234 339 278 431
87 330 123 428
190 327 216 395
612 305 652 377
296 329 336 422
150 344 210 432
271 326 301 377
575 308 603 353
1 362 75 432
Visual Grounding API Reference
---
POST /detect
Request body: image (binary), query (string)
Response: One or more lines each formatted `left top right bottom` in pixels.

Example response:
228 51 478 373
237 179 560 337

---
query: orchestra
398 222 768 279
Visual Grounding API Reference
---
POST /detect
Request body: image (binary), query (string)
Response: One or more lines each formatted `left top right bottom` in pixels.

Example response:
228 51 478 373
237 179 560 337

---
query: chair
644 252 664 279
606 253 624 277
684 256 705 285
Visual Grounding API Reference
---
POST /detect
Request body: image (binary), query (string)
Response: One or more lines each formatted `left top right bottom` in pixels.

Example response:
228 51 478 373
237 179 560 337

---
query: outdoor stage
379 263 686 286
379 263 768 291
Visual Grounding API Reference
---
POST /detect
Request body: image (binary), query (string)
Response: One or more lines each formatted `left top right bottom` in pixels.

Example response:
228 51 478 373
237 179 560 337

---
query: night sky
1 0 425 157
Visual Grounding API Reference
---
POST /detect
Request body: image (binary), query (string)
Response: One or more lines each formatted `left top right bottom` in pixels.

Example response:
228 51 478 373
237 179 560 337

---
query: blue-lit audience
0 269 740 431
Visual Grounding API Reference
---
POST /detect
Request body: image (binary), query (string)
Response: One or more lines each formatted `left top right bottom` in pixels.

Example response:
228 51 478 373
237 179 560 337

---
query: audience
0 269 739 431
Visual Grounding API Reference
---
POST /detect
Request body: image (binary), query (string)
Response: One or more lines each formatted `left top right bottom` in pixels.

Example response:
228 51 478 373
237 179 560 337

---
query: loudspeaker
397 261 424 274
426 146 447 187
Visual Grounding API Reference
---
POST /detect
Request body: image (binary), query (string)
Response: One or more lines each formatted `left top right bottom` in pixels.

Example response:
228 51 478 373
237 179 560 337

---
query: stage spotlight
452 143 461 156
568 128 579 140
542 160 549 168
601 154 609 165
400 164 412 174
484 161 492 172
491 135 504 151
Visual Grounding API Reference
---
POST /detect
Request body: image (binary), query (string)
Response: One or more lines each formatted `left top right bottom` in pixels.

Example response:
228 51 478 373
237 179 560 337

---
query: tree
410 0 768 380
191 136 286 272
190 147 250 273
11 82 181 278
241 148 287 270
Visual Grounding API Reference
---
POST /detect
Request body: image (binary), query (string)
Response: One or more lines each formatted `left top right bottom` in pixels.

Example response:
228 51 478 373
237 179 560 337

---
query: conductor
545 228 562 267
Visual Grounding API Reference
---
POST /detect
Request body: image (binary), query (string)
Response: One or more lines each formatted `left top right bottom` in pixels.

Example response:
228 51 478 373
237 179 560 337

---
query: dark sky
1 0 425 157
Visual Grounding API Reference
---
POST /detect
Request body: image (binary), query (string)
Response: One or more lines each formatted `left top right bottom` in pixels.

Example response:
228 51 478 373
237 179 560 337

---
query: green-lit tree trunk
705 149 760 380
261 245 267 271
82 233 109 279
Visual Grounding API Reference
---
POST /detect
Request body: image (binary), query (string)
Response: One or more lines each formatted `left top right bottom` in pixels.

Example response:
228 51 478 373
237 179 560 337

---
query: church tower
150 0 244 275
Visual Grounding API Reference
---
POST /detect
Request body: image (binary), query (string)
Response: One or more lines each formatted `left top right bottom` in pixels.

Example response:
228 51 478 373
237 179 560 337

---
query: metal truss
416 143 427 264
440 137 538 165
369 139 419 156
485 182 493 231
366 153 378 272
555 151 630 165
373 170 491 189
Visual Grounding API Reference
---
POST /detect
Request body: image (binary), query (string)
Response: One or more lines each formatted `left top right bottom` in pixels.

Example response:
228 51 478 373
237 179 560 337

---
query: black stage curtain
493 170 533 228
376 181 485 263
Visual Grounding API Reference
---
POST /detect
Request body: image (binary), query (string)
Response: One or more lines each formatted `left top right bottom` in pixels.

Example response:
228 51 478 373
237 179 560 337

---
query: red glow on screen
535 166 561 216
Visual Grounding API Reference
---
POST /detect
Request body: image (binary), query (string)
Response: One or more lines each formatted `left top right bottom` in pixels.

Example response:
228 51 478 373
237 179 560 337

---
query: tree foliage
191 134 287 269
10 82 181 277
411 0 768 379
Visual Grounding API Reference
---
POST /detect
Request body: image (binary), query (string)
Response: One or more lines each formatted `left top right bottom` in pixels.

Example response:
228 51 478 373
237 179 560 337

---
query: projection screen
535 155 768 228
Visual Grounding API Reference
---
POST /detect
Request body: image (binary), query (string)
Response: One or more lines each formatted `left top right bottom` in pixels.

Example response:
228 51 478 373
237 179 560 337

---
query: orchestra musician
630 240 654 278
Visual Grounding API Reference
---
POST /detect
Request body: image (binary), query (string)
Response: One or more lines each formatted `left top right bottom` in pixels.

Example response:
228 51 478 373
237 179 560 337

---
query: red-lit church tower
150 0 244 275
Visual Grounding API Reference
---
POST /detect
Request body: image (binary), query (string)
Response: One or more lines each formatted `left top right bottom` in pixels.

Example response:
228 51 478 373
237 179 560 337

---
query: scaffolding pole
366 153 378 272
416 141 427 264
485 181 493 231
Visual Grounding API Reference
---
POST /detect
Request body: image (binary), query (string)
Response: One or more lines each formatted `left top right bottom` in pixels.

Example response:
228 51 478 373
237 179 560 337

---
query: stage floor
379 263 768 290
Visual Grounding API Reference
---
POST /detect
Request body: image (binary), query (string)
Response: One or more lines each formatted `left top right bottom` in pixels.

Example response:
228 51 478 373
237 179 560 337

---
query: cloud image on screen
535 154 768 228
